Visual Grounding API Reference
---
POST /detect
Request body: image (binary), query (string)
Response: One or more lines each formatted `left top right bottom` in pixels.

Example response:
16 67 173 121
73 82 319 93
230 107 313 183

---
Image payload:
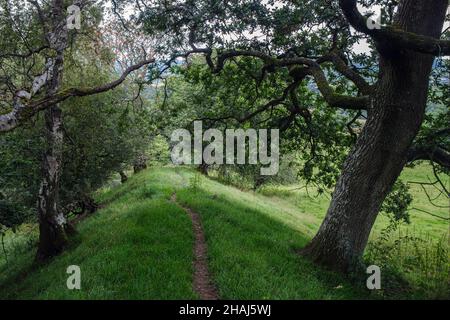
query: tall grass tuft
365 220 449 299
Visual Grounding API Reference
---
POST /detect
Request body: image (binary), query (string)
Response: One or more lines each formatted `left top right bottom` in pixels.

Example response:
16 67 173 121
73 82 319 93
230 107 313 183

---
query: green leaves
382 181 413 224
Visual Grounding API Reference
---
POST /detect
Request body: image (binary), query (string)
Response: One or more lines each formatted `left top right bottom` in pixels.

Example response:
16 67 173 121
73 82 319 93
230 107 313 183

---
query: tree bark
198 161 209 176
36 0 74 261
36 105 75 260
119 170 128 183
301 0 448 273
133 154 148 173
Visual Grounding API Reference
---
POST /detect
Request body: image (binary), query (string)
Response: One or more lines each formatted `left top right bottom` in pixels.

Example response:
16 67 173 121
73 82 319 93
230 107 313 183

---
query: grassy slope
257 164 449 299
259 164 449 242
0 166 447 299
175 178 364 299
0 170 196 299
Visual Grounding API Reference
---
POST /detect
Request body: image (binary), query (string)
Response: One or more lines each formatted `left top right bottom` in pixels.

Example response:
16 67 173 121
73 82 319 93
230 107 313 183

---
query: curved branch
339 0 450 56
195 80 301 125
175 48 369 111
306 64 369 110
326 51 373 94
0 58 155 132
407 145 450 169
411 207 449 221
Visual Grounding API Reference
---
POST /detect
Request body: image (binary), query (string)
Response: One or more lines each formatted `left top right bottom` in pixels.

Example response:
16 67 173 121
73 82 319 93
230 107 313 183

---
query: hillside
0 167 448 299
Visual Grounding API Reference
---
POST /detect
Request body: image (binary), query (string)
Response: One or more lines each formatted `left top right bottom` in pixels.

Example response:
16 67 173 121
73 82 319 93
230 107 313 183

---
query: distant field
258 164 449 242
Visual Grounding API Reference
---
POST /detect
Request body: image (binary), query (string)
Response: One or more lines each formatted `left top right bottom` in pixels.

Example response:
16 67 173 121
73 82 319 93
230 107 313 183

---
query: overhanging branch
326 51 373 95
0 58 155 132
178 48 369 111
339 0 450 56
306 63 369 110
407 145 450 169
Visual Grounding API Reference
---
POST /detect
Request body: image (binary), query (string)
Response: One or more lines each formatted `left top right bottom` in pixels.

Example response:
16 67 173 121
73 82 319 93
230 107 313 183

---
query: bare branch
410 207 449 220
194 80 301 125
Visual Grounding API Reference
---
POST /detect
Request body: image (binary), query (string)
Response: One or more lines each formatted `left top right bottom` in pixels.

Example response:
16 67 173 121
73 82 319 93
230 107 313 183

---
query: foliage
147 135 171 166
0 50 154 230
189 172 203 192
381 181 413 224
365 220 449 299
1 165 447 299
139 0 449 221
156 56 442 224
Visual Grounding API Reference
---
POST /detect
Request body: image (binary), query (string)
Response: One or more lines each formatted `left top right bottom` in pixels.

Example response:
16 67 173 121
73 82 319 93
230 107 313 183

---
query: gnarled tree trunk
302 0 448 272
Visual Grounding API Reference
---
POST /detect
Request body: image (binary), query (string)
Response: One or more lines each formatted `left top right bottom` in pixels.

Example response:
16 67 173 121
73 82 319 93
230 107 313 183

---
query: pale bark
36 0 73 260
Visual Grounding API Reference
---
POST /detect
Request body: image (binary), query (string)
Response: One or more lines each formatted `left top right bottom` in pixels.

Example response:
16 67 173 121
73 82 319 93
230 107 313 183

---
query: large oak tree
135 0 450 272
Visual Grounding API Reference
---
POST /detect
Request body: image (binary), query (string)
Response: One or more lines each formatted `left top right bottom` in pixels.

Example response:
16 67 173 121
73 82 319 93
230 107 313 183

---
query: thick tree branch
339 0 450 56
306 63 369 110
326 51 373 94
178 48 369 111
407 145 450 169
0 58 155 132
195 80 301 125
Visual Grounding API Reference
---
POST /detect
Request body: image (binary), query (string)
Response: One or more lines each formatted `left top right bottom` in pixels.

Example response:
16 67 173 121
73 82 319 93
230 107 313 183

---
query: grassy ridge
0 166 448 299
0 169 196 299
175 176 366 299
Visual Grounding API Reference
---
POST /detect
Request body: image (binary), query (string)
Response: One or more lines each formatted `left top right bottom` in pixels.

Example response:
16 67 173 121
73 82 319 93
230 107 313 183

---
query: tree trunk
36 105 75 260
36 1 72 260
302 0 448 272
133 154 148 173
119 170 128 183
198 161 209 176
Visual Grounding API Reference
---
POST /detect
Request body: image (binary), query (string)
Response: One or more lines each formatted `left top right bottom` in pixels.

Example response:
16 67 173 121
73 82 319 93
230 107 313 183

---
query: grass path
171 194 219 300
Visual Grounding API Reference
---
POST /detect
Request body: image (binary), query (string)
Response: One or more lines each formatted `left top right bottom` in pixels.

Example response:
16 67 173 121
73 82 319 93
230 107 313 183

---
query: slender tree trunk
198 161 209 176
36 0 73 260
302 0 448 272
36 105 74 260
119 170 128 183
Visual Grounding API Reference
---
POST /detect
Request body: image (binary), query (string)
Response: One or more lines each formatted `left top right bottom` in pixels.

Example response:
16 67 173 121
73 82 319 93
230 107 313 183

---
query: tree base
35 222 77 262
299 239 364 275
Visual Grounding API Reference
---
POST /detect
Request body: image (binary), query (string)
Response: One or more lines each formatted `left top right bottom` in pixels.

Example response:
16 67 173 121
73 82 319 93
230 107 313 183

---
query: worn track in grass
171 194 219 300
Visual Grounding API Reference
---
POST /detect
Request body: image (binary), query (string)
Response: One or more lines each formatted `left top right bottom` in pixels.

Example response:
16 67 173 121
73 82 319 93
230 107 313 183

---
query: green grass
175 175 365 299
0 165 448 299
0 169 196 299
258 164 449 242
257 164 449 298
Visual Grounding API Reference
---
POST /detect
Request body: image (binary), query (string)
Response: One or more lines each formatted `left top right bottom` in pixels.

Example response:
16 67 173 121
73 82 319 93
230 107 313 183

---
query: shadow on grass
176 187 372 300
